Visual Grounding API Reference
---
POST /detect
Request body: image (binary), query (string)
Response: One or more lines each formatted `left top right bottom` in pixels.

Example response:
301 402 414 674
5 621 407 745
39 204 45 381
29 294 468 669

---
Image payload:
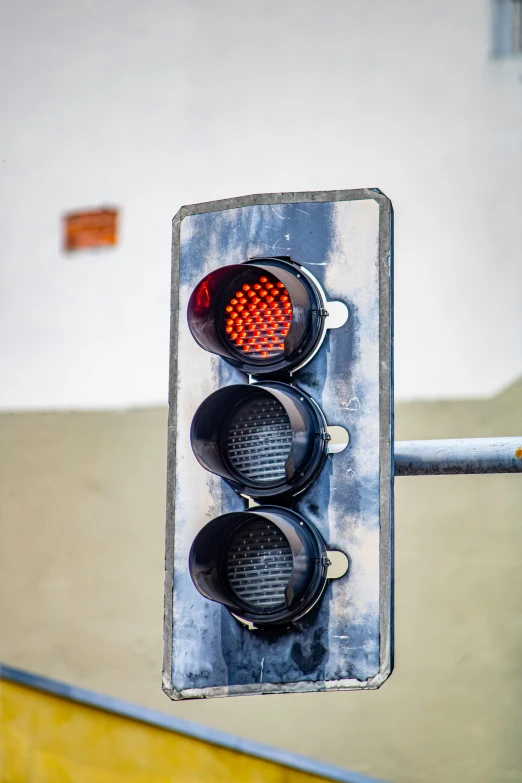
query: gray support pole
394 437 522 476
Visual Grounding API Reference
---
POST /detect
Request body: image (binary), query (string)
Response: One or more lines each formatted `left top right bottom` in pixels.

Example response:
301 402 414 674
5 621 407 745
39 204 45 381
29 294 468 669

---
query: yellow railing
0 666 383 783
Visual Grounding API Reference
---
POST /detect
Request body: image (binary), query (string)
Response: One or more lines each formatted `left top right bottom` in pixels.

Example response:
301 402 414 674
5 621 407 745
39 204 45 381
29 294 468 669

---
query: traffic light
189 506 330 628
163 189 393 699
186 256 348 375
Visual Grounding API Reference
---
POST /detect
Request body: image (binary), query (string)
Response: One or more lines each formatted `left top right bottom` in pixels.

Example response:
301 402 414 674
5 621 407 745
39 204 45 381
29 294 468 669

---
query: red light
195 280 211 311
223 270 293 359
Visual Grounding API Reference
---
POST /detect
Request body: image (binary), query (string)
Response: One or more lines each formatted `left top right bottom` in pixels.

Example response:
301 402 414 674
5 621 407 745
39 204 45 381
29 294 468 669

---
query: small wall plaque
63 208 118 251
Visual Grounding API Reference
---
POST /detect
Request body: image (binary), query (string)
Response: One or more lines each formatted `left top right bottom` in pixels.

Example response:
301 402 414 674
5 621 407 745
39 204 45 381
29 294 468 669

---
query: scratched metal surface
395 437 522 475
163 190 393 699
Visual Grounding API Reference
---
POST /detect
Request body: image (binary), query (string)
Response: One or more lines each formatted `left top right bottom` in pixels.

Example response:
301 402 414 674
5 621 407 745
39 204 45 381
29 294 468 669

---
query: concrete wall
1 0 522 410
1 378 521 783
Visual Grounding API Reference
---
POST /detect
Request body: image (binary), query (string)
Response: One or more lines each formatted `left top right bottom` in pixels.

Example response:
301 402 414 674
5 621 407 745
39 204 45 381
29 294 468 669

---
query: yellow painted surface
0 680 326 783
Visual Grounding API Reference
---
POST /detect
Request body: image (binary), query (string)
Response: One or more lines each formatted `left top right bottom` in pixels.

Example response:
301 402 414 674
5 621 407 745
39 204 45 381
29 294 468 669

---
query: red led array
223 272 293 359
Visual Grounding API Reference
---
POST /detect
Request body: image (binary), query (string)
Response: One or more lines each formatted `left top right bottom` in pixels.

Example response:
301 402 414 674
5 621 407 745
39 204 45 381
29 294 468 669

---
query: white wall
1 0 521 409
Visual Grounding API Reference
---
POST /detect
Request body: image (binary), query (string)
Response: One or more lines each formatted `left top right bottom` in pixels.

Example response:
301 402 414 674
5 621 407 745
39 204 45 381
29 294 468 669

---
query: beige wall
1 380 521 783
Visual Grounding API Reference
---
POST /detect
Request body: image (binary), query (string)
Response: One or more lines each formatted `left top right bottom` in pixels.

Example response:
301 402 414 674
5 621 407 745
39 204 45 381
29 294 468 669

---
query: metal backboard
163 189 393 699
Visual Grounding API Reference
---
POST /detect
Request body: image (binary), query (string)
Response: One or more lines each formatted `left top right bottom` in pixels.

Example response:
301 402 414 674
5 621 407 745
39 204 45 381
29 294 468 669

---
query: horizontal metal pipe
394 437 522 476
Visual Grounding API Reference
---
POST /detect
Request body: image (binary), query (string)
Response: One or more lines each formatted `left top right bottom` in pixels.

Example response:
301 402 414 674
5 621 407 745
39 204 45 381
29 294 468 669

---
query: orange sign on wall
64 208 118 251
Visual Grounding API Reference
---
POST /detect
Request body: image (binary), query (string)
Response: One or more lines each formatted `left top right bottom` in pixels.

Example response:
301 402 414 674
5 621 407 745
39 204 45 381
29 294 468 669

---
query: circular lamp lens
226 518 293 609
226 394 292 485
222 269 293 361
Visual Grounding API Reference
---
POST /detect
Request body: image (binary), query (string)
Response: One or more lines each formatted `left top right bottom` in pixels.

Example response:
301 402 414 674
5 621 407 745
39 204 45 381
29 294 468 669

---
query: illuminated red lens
224 271 293 359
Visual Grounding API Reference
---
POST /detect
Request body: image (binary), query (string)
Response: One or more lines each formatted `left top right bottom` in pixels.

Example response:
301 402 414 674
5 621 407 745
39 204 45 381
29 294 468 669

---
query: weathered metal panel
163 190 393 699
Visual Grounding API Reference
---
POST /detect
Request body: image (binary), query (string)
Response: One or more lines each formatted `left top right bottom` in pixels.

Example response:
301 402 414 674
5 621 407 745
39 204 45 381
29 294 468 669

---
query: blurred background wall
1 1 521 782
1 0 521 408
1 384 521 783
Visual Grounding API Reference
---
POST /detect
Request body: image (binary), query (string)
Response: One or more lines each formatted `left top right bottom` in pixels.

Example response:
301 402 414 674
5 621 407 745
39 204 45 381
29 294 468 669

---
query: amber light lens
223 271 293 359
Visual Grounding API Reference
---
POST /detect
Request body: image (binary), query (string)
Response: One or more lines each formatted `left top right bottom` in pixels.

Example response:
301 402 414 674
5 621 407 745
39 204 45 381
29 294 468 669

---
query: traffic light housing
186 256 345 375
189 506 330 627
190 381 332 499
163 190 393 699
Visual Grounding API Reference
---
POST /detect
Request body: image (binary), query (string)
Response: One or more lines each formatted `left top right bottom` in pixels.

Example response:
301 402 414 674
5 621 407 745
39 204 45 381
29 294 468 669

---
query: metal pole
394 437 522 476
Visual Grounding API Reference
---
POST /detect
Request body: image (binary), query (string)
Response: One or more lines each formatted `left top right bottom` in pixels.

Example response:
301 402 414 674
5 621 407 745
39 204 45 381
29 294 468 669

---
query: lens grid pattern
227 396 292 483
224 271 293 358
226 520 293 608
